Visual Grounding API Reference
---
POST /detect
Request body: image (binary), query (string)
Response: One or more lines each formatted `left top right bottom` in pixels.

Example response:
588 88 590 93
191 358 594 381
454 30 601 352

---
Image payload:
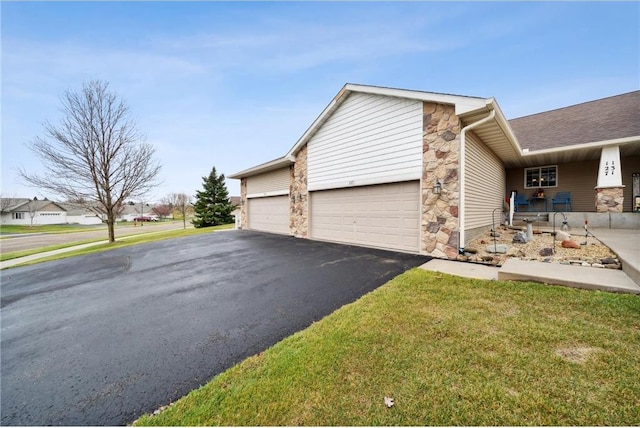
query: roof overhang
458 99 524 168
228 156 293 179
518 136 640 167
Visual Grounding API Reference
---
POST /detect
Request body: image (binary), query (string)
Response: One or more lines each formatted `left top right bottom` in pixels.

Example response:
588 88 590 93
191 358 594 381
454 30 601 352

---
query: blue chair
552 192 572 211
515 194 530 211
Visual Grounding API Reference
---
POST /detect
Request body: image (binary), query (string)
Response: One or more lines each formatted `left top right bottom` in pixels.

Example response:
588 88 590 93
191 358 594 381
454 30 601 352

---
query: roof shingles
509 91 640 152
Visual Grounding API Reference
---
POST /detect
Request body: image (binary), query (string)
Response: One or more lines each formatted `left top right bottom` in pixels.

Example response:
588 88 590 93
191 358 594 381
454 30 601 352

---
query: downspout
459 105 496 253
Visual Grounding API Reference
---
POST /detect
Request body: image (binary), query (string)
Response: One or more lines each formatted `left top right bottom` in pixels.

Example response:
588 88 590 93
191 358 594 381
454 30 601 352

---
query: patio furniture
551 192 572 211
530 195 548 212
515 194 530 211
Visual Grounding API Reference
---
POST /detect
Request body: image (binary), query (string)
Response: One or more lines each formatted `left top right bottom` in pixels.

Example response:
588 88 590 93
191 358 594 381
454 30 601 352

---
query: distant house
230 196 242 229
58 203 103 225
1 198 67 226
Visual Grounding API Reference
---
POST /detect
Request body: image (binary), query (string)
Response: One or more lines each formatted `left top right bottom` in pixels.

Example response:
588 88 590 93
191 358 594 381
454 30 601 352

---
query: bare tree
163 192 192 229
26 198 38 228
20 80 161 242
152 204 172 219
0 194 17 213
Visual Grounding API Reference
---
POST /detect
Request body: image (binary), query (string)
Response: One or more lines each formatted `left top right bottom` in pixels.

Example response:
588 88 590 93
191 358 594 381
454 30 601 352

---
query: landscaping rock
581 262 591 267
605 263 622 270
601 257 618 265
464 246 478 254
506 247 525 257
539 247 553 257
592 263 604 268
490 231 501 237
561 239 581 249
512 232 528 244
481 255 494 262
556 230 571 241
486 244 508 254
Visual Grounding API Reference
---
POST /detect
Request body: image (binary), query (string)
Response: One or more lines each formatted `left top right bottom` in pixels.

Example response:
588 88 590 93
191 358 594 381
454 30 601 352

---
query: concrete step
498 259 640 294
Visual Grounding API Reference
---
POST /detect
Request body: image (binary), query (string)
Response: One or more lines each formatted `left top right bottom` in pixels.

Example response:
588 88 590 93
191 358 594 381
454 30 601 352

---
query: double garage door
247 195 290 235
248 181 420 253
310 181 420 253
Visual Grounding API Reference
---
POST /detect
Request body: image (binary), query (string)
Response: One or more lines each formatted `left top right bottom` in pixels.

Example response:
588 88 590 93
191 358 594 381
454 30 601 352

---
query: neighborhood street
0 230 429 425
0 221 188 253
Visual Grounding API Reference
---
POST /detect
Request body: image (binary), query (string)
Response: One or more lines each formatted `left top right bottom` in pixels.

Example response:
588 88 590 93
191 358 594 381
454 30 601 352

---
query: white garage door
310 181 420 253
248 196 290 235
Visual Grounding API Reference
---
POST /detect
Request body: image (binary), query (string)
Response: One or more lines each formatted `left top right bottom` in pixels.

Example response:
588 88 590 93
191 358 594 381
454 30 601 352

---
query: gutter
458 104 496 254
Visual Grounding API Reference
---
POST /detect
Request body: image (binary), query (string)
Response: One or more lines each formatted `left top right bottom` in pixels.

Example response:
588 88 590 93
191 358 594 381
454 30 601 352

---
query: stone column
422 102 461 259
290 145 308 237
595 187 624 213
240 178 248 229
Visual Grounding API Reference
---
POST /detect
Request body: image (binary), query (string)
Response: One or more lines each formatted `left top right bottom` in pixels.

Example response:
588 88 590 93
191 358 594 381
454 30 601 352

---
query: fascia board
284 85 350 159
228 157 293 179
343 83 488 115
521 136 640 158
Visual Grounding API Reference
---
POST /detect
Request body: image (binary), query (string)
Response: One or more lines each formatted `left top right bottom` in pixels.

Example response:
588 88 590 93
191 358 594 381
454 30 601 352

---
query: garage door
310 181 420 253
248 196 290 235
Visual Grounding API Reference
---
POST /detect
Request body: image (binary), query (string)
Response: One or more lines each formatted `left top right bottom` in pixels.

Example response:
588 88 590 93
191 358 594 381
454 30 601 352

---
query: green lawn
135 269 640 426
2 224 234 268
0 239 105 261
0 224 104 234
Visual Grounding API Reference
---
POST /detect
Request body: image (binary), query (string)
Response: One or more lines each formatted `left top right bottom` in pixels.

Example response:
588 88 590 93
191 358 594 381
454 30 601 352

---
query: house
1 198 67 226
230 196 242 229
58 203 104 225
229 84 640 258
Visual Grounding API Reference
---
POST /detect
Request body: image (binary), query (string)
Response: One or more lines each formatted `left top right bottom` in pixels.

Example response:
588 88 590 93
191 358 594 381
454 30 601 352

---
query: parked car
133 216 158 222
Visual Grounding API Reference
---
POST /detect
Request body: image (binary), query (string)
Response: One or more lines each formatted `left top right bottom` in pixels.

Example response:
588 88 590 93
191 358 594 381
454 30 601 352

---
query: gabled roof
510 91 640 151
1 199 66 213
228 156 293 179
230 83 509 178
229 84 640 178
284 83 490 159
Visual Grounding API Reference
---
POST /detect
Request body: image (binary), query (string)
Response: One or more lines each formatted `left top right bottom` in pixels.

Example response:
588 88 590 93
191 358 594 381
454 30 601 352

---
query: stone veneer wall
422 102 461 259
240 178 248 229
595 187 624 213
290 145 308 237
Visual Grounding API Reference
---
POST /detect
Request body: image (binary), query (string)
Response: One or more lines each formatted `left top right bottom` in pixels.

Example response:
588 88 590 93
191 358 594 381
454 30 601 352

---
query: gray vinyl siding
464 132 505 242
307 92 423 191
246 167 291 197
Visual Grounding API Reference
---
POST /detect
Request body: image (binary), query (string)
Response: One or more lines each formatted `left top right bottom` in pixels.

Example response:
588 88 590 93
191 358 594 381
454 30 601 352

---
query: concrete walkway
590 228 640 285
421 227 640 295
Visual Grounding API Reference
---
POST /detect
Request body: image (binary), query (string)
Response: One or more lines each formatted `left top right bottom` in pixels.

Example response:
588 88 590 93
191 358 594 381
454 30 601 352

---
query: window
525 165 557 188
12 212 24 220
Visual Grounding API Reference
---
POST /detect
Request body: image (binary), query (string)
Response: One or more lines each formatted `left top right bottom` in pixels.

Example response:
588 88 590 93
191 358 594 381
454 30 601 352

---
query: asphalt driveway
1 230 429 425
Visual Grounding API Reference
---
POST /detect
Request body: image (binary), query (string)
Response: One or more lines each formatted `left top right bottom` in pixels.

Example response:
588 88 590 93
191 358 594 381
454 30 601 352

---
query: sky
2 1 639 202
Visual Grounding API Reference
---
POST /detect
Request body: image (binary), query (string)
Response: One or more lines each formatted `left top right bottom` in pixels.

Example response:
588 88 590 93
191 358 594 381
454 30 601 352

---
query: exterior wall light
433 179 442 195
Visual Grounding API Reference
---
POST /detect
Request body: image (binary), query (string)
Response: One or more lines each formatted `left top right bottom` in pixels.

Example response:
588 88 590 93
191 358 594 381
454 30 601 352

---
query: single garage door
248 196 290 235
310 181 420 253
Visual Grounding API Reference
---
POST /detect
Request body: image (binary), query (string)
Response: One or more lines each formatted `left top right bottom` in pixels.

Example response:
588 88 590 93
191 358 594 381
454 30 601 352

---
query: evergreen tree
192 166 234 228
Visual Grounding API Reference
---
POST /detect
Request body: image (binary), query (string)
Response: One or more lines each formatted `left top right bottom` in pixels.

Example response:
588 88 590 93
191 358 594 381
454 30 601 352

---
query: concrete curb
420 258 640 295
498 259 640 294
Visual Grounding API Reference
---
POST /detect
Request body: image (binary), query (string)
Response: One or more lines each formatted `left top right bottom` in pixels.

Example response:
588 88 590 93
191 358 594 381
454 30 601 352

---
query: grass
0 224 104 235
2 224 234 268
134 269 640 426
0 239 105 261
